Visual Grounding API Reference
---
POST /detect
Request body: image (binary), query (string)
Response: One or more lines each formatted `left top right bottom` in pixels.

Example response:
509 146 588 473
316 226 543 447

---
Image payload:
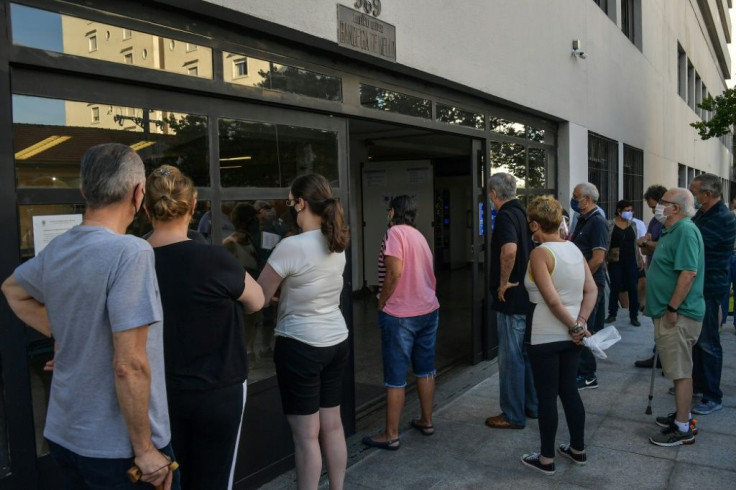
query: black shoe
576 375 598 390
655 412 698 435
520 453 555 475
604 315 617 324
557 444 587 465
631 318 641 327
634 356 662 369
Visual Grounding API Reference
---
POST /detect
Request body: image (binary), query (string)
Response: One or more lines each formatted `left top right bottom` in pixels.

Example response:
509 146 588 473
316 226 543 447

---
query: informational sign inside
32 214 83 255
337 4 396 62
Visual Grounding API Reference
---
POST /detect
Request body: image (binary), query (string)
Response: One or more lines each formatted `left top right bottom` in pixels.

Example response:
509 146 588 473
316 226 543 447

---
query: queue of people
2 143 734 486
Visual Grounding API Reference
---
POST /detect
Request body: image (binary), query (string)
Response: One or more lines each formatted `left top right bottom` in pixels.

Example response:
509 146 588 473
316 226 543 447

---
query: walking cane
645 348 659 415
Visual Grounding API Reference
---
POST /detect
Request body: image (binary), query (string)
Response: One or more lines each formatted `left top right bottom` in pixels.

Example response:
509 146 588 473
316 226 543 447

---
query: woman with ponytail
145 165 264 489
257 173 350 490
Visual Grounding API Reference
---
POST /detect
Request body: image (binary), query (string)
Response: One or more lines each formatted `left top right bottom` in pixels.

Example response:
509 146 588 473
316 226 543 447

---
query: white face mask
621 211 633 221
654 203 668 224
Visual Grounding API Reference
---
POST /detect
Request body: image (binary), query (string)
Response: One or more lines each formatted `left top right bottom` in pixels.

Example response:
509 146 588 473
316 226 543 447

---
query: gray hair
670 188 696 218
487 172 517 200
575 182 600 203
80 143 145 208
692 173 722 198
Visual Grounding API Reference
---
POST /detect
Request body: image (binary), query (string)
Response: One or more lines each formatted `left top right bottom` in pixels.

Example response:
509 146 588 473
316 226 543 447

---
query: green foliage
691 88 736 140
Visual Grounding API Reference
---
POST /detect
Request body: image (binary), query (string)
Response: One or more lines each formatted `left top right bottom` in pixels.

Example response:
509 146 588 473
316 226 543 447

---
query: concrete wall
208 0 731 189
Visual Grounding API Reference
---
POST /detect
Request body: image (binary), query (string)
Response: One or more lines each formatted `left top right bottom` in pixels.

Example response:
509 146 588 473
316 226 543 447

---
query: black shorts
274 336 349 415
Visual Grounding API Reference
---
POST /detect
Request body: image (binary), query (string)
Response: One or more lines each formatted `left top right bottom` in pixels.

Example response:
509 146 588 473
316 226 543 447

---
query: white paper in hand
582 325 621 359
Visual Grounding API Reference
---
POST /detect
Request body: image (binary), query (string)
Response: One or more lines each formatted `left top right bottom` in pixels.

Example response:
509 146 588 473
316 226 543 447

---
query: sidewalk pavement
263 311 736 489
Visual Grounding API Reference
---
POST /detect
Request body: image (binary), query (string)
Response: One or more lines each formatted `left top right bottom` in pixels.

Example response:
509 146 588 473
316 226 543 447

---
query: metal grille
588 132 618 218
623 145 644 217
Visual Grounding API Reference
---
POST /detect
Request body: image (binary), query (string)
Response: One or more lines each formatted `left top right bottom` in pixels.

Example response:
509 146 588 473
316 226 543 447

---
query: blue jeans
48 440 180 490
379 309 439 388
578 283 605 377
719 253 736 323
693 297 723 404
497 312 537 426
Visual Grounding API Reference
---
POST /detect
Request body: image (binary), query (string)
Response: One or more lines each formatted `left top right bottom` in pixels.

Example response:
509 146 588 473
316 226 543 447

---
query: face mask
621 211 633 221
570 197 582 214
693 200 702 210
654 203 668 224
289 206 299 222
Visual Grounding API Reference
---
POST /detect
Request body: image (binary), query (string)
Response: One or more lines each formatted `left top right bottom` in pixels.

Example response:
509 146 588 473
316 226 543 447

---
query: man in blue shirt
570 182 609 390
688 174 736 415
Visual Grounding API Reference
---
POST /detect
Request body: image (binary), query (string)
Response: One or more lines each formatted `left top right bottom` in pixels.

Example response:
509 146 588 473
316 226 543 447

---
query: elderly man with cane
645 188 704 447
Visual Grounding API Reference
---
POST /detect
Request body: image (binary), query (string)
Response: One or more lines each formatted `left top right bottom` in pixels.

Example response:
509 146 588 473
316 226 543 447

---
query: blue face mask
570 197 582 214
693 200 702 210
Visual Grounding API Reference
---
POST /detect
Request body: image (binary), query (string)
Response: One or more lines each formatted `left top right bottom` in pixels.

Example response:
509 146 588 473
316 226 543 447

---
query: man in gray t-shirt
2 144 177 489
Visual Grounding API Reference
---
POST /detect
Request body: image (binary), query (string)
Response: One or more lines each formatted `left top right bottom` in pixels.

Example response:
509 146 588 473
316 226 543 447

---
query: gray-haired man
485 172 538 430
2 144 178 488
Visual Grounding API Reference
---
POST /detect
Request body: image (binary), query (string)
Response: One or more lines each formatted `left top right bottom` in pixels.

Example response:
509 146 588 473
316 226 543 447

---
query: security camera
572 40 587 59
573 49 587 59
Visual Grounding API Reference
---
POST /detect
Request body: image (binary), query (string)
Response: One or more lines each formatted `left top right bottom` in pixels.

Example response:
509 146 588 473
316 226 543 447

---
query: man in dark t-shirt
485 172 538 430
571 182 608 390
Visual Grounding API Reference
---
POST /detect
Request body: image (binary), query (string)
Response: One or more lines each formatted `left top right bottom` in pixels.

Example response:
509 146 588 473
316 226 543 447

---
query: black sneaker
520 452 555 475
649 423 695 447
631 318 641 327
557 444 586 465
577 375 598 391
655 412 698 435
604 315 617 324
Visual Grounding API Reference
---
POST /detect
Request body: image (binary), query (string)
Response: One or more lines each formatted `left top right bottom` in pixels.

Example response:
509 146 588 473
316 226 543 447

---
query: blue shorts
379 309 439 388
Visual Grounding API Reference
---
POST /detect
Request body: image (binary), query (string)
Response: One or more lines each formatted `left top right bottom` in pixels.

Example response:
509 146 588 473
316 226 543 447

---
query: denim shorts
379 309 439 388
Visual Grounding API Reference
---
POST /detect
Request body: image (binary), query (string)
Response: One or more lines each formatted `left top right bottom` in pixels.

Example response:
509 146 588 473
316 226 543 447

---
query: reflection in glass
18 204 86 260
527 124 546 143
11 3 212 79
436 104 484 129
490 141 527 190
219 119 339 187
13 95 209 188
490 117 526 138
127 200 210 241
527 148 546 189
360 84 431 119
224 53 342 101
220 199 298 384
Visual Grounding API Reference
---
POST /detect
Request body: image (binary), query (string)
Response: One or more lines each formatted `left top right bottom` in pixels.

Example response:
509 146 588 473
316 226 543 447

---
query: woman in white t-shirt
257 174 350 490
520 196 597 476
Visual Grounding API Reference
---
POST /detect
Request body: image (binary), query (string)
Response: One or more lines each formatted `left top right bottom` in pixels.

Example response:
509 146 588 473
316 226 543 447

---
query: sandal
410 419 435 436
361 435 401 451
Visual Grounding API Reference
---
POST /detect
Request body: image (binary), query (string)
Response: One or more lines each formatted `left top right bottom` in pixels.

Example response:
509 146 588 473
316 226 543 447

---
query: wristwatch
666 304 678 313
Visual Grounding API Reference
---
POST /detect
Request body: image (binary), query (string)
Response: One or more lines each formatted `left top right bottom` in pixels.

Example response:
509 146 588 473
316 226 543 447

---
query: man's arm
378 255 402 310
112 326 172 488
1 275 51 336
588 249 606 275
497 243 519 301
668 270 697 310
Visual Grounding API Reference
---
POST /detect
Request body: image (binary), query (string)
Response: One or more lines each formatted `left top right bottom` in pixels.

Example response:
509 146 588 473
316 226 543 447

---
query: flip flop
410 419 435 436
361 435 401 450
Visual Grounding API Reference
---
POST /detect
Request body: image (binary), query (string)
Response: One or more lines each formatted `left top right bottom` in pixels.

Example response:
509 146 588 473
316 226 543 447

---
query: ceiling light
129 141 156 151
15 135 72 160
220 156 252 162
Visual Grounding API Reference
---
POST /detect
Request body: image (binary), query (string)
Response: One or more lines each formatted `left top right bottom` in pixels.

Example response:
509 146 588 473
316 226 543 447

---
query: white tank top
524 241 586 345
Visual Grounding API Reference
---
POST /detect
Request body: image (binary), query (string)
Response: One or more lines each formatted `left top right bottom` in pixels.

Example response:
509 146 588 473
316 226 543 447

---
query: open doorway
348 119 482 411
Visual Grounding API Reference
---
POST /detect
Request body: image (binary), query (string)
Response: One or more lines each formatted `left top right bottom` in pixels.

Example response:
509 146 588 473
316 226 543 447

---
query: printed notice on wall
407 167 428 185
337 5 396 62
32 214 83 255
364 169 387 187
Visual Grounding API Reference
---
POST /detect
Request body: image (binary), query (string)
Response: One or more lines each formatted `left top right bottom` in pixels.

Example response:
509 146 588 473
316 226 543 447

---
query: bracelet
666 304 678 313
577 315 587 323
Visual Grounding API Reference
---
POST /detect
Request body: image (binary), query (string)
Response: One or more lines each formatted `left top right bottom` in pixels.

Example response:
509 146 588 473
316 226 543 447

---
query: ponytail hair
144 165 197 222
291 173 350 253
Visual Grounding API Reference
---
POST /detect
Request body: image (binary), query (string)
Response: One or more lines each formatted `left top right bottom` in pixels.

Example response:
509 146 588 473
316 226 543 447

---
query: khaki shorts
653 315 702 380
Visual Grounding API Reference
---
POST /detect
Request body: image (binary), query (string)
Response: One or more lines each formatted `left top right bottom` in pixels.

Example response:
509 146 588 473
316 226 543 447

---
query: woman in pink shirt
362 195 440 450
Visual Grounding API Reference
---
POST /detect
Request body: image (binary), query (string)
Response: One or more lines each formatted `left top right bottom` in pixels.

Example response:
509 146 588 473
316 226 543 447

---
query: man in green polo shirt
645 188 704 447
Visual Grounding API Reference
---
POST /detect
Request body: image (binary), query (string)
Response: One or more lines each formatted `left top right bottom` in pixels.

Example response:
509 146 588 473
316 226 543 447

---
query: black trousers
168 382 246 490
528 341 586 458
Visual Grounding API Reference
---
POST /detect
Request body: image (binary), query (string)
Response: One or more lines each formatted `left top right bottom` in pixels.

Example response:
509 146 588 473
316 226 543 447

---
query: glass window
219 119 338 187
88 34 97 52
10 3 213 79
436 104 484 129
490 117 527 139
127 200 210 241
360 84 431 119
490 141 526 188
13 94 210 188
588 132 618 218
187 66 198 76
91 106 100 123
223 52 342 101
218 199 297 384
623 145 644 217
527 147 547 189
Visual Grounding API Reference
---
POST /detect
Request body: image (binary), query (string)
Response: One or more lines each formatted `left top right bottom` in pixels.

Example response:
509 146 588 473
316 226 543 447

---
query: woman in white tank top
520 196 598 476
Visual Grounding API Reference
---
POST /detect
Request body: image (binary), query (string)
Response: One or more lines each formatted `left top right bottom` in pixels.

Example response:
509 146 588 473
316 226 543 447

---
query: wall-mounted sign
337 4 396 62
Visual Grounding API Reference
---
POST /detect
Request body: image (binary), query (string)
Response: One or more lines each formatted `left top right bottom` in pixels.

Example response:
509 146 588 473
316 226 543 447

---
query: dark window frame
588 132 618 218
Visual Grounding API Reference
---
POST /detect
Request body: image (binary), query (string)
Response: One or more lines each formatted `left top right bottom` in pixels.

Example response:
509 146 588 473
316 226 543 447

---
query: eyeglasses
285 198 296 207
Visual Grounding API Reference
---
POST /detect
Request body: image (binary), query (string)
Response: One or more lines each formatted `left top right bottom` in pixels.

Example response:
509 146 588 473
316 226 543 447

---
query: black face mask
133 185 144 221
